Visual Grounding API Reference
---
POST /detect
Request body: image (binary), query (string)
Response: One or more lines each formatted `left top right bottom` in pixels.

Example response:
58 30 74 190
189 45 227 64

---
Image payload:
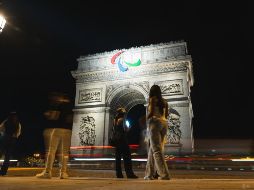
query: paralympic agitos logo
111 51 141 72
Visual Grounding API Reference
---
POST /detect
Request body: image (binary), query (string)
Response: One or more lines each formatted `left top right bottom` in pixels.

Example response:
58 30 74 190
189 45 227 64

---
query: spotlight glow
125 120 130 128
0 15 6 33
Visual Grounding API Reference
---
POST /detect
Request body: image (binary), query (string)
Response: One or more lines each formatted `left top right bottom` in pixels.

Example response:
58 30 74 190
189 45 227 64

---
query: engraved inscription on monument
156 79 184 96
78 88 102 104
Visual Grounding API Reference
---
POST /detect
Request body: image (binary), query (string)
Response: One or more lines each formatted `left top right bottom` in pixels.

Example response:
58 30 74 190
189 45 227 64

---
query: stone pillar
70 107 107 156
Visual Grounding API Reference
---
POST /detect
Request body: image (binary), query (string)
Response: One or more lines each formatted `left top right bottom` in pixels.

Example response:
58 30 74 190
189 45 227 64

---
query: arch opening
107 87 146 152
108 88 146 116
126 104 147 155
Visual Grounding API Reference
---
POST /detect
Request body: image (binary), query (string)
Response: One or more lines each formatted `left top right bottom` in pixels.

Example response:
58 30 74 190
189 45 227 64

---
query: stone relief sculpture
167 108 182 144
79 116 96 146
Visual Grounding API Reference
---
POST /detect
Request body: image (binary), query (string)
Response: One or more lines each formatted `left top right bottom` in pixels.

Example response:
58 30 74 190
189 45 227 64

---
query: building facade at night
71 41 194 155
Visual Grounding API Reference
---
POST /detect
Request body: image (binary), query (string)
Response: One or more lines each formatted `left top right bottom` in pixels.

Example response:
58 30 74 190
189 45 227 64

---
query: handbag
109 136 116 146
109 123 118 146
109 125 122 146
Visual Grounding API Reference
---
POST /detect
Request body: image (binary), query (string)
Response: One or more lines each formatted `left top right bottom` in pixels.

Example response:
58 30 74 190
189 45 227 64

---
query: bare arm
0 119 7 133
16 123 22 138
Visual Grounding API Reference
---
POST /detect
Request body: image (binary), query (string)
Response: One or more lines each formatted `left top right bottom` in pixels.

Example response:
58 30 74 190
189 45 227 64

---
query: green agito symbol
111 51 141 72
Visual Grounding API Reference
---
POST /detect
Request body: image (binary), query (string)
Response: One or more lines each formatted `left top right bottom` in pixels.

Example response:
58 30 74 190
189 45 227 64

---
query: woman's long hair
149 85 165 115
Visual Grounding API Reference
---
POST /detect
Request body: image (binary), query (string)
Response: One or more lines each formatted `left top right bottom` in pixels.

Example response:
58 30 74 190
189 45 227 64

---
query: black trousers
0 135 17 175
115 142 134 176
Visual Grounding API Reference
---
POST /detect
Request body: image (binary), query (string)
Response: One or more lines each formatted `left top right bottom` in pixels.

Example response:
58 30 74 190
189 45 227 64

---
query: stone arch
106 85 147 138
106 84 148 107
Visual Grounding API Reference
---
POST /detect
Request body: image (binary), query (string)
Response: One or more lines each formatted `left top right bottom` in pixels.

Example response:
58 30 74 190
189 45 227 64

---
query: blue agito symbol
111 51 141 72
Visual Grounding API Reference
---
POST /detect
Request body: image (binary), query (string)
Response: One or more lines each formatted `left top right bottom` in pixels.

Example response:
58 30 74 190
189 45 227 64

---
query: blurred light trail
70 144 139 150
0 160 18 162
231 157 254 162
73 158 148 161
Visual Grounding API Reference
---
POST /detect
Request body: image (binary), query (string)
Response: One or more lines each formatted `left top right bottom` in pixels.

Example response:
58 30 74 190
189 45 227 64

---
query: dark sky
0 1 253 156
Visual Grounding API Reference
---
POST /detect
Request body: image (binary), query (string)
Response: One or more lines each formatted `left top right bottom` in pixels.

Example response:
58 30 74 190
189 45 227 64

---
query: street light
0 15 6 33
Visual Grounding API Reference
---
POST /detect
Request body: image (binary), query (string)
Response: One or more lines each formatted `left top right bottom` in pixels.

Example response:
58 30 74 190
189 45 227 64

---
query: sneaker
60 172 69 179
144 176 155 180
36 171 52 179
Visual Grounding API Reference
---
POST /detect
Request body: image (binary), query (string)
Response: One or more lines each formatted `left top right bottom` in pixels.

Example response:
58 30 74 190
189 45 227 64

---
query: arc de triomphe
71 41 194 155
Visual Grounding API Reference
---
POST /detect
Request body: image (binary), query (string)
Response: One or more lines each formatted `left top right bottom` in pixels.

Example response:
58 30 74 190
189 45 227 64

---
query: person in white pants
144 85 170 180
36 92 73 179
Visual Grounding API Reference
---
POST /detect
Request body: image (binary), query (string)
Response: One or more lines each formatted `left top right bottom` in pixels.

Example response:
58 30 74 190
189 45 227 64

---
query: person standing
0 112 21 176
36 92 73 179
111 107 138 179
144 85 170 180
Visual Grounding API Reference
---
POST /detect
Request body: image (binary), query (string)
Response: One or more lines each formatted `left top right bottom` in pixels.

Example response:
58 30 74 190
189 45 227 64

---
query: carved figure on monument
78 116 96 146
167 108 182 144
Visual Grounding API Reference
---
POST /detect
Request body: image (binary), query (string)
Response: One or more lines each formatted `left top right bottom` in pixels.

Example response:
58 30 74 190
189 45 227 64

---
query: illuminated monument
71 41 194 155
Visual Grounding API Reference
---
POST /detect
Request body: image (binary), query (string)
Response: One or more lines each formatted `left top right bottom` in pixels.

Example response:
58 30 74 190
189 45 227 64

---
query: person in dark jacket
112 107 138 179
36 92 73 179
0 112 21 176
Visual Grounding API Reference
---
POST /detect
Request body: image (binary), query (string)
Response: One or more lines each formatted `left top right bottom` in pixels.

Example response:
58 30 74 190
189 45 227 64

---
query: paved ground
0 168 253 190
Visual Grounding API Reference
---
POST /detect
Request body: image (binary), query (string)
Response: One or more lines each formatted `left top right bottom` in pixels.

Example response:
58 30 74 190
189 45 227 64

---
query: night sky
0 1 252 157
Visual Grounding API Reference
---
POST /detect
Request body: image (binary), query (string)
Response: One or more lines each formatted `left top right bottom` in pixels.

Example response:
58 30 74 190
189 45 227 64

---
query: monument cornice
73 107 107 114
72 60 190 83
78 41 186 60
76 41 190 72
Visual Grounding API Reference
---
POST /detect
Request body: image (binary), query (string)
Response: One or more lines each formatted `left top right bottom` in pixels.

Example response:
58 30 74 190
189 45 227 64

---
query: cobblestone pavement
0 168 253 190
